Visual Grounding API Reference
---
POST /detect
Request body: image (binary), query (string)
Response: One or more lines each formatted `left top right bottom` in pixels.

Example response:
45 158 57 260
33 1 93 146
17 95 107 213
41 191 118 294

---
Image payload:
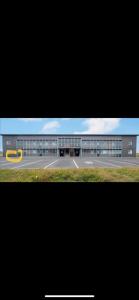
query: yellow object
6 149 23 163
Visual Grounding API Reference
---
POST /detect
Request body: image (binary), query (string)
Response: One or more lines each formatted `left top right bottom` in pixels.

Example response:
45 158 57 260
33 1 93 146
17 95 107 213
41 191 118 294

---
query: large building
2 134 137 157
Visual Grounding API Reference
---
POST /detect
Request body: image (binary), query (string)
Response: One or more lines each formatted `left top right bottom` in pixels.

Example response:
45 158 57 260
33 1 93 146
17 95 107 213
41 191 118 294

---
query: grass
0 168 139 182
137 153 139 157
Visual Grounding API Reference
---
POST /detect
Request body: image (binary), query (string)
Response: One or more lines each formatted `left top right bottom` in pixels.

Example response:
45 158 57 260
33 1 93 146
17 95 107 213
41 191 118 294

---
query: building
1 134 137 157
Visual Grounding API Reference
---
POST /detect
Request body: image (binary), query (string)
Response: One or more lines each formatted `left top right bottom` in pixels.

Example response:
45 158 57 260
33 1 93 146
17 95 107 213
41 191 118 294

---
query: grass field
0 168 139 182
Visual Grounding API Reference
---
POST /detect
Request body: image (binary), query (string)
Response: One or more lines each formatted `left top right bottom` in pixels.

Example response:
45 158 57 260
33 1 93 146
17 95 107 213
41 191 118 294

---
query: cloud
74 118 121 134
18 118 42 122
61 118 72 120
41 121 60 133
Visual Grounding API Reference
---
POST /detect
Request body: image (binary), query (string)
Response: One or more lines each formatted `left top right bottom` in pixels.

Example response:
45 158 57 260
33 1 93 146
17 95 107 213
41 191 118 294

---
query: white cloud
74 118 121 134
41 121 60 133
61 118 72 120
18 118 42 122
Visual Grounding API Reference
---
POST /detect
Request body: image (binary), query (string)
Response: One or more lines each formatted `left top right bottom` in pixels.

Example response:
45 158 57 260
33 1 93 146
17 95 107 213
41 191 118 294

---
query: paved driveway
0 156 139 169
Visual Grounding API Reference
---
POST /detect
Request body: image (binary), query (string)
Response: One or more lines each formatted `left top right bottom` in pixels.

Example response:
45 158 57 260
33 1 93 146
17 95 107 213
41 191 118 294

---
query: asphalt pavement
0 156 139 169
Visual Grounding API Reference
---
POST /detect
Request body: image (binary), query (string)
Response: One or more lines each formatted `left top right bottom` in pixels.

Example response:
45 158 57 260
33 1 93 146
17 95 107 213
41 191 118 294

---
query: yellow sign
6 149 23 163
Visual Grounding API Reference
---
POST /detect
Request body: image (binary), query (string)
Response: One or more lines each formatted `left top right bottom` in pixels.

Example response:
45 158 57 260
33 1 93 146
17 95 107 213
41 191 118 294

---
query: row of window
16 140 57 148
82 141 122 148
82 149 133 156
16 140 81 148
16 140 123 148
23 149 57 156
6 139 133 147
82 150 122 155
18 149 133 156
6 138 133 146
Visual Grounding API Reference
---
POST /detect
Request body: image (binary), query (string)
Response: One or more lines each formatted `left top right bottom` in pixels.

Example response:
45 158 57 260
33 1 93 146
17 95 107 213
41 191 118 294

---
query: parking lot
0 156 139 169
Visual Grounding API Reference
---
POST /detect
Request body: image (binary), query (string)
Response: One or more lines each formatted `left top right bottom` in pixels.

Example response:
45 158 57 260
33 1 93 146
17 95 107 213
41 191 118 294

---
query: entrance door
60 149 64 157
69 149 80 157
65 149 69 156
75 149 80 157
39 150 43 156
97 150 100 157
70 149 74 157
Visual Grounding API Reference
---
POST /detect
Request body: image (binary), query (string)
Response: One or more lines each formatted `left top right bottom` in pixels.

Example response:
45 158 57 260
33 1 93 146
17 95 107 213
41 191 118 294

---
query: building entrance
65 149 70 156
59 148 80 157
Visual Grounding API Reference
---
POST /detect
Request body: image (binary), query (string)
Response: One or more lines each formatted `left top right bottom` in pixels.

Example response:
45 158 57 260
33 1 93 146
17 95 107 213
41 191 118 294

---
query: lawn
0 168 139 182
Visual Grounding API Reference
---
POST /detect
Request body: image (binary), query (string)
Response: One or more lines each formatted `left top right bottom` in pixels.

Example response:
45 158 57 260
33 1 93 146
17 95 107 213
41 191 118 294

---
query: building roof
1 134 138 136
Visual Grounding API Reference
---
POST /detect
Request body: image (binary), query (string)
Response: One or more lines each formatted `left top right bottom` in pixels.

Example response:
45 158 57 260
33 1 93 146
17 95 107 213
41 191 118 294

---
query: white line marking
11 159 44 169
93 159 121 168
73 159 79 168
44 159 59 169
45 296 95 298
101 158 139 167
0 161 15 166
85 161 94 164
112 159 139 166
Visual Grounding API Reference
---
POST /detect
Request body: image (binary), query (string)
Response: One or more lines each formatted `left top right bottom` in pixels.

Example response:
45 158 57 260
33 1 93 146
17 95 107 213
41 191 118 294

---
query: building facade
2 134 137 157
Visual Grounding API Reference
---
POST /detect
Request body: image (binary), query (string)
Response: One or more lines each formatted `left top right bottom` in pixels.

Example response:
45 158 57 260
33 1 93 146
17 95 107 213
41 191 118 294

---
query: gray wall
122 136 137 157
3 135 17 156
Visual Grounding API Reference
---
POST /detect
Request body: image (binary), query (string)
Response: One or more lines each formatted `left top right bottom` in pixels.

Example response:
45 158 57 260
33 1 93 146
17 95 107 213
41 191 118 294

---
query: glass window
33 150 37 154
112 141 116 148
128 141 133 146
33 141 37 147
128 150 133 155
52 141 57 146
102 150 108 155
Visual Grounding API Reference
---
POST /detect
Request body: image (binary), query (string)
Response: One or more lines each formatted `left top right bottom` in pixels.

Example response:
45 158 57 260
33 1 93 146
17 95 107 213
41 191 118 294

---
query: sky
0 118 139 151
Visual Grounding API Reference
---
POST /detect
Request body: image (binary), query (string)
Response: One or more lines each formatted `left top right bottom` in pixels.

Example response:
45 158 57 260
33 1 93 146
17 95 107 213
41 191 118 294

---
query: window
128 141 133 146
128 150 133 155
33 150 37 154
6 140 11 145
112 141 117 149
52 141 57 146
102 150 108 155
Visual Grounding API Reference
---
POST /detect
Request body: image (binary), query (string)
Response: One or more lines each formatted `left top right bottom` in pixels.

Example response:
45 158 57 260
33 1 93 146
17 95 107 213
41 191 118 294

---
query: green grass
0 168 139 182
137 153 139 157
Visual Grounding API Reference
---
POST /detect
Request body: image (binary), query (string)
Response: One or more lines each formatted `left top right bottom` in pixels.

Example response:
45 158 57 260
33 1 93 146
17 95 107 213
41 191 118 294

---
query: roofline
1 134 138 136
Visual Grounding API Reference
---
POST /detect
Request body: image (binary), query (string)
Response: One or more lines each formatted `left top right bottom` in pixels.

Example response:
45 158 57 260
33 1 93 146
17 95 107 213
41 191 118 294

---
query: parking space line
44 159 59 169
73 159 79 169
11 159 44 169
0 161 16 167
92 159 121 168
1 156 139 169
115 160 139 166
105 159 139 166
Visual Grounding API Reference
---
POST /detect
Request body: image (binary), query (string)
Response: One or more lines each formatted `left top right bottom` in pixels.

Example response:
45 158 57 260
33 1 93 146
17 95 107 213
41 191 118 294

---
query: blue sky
0 118 139 151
